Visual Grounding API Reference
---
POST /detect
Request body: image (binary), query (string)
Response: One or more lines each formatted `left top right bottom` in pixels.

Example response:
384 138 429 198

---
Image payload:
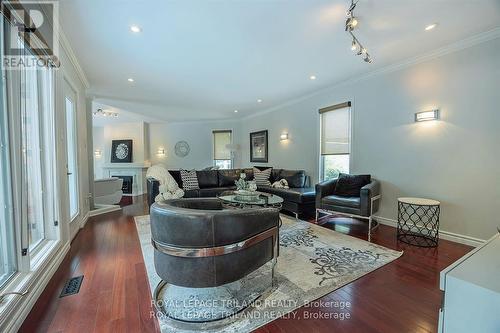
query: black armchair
315 178 381 241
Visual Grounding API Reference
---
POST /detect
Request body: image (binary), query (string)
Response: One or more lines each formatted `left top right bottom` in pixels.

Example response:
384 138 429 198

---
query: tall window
18 47 57 251
0 72 17 287
1 4 58 292
320 102 351 180
213 130 232 169
5 26 57 263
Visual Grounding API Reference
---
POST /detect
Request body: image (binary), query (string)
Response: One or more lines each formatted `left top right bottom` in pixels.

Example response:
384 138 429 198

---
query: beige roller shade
320 103 351 155
213 130 232 160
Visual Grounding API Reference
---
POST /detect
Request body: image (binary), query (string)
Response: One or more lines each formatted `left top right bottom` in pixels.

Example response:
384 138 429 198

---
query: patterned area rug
134 214 402 332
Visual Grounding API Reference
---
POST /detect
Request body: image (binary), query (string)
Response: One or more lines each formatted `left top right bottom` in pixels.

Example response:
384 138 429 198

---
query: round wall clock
174 141 190 157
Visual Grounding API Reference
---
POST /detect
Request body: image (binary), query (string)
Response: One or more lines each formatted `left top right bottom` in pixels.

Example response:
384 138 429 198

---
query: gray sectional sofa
147 168 316 218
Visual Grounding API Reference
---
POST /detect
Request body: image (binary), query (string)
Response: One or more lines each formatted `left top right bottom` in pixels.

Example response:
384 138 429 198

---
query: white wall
239 37 500 241
149 120 242 169
101 121 150 164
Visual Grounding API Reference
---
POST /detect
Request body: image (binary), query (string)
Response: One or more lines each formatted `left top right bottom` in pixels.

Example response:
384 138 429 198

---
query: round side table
397 197 440 247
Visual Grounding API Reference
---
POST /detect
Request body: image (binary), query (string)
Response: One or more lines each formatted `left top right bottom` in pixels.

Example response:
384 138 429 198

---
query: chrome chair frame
315 194 381 242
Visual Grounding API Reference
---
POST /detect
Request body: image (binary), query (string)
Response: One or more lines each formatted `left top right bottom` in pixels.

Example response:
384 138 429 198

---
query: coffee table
218 191 284 209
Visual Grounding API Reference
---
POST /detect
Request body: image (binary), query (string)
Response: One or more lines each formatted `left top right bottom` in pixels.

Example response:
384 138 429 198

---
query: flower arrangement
235 173 257 192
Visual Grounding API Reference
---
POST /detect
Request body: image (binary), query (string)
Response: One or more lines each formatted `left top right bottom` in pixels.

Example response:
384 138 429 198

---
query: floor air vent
60 275 84 298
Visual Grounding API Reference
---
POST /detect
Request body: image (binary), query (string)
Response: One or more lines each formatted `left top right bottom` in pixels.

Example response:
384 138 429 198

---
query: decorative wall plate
111 139 133 163
174 141 190 157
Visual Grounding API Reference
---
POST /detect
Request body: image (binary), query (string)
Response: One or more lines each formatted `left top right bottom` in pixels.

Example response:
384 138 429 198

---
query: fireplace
113 175 133 194
103 163 149 196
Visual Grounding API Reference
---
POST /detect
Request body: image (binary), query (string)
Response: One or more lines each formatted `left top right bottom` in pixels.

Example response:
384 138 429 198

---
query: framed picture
250 130 268 163
111 139 133 163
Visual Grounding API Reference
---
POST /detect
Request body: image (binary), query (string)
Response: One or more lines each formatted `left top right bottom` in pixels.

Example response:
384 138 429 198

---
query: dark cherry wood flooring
20 195 472 333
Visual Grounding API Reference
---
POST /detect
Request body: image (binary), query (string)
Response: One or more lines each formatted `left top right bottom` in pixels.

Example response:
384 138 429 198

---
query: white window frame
319 102 353 181
0 65 17 289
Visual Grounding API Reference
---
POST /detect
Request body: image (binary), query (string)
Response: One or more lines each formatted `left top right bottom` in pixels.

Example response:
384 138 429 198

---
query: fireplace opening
113 175 133 194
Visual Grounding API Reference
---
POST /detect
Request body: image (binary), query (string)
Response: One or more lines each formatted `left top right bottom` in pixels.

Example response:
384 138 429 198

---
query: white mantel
102 162 151 196
102 162 151 169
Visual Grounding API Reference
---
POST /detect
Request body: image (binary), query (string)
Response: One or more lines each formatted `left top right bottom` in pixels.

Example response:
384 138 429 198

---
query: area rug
134 214 402 332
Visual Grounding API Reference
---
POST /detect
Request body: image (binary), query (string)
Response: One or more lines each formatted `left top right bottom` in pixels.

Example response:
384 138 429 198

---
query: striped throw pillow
253 167 272 186
180 169 200 190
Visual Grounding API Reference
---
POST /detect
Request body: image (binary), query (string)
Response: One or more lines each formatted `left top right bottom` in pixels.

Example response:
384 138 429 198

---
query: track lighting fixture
345 0 372 64
93 108 118 117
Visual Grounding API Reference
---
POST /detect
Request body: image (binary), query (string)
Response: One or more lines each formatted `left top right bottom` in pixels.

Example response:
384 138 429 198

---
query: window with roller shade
319 102 351 180
213 130 232 169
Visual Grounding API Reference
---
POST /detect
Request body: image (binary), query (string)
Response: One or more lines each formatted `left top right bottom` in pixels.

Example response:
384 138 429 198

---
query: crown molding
243 27 500 120
58 29 90 89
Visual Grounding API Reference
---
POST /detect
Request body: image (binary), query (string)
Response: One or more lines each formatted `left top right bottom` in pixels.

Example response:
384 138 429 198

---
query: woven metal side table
397 197 440 247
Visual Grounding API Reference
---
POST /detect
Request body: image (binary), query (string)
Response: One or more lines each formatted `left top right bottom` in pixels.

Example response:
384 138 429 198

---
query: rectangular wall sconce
415 109 439 122
280 132 289 141
157 148 165 156
94 149 102 158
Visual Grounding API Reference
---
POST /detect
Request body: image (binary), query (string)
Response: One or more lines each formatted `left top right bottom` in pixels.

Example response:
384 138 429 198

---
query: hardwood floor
20 195 472 333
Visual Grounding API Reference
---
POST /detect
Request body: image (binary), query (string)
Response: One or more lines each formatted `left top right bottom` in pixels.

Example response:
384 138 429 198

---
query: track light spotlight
351 40 357 51
345 16 358 31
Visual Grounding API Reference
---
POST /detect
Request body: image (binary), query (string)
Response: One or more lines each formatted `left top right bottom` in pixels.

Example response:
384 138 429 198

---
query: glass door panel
64 83 79 221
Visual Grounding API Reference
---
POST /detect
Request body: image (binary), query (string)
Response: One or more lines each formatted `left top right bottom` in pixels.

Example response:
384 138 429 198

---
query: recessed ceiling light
310 75 316 80
127 78 134 82
234 110 238 113
425 23 438 31
130 25 142 33
257 99 262 103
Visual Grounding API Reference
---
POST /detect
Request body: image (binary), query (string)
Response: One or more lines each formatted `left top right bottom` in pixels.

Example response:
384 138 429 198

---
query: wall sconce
157 147 166 157
415 109 439 122
94 149 102 158
280 132 289 141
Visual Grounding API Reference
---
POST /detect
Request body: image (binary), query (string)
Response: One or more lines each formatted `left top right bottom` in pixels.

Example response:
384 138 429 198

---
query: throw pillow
253 167 272 186
272 179 289 189
180 169 200 191
253 165 273 171
333 173 371 197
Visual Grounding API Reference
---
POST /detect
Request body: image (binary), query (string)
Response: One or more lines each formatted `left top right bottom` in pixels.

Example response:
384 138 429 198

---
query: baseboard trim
81 211 91 227
1 242 70 333
89 205 122 217
374 216 486 247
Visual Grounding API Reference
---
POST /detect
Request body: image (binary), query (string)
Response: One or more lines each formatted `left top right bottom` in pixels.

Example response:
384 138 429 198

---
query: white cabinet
439 232 500 333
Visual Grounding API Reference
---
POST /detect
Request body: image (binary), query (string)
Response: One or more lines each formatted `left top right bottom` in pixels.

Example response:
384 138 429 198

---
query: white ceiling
60 0 500 121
